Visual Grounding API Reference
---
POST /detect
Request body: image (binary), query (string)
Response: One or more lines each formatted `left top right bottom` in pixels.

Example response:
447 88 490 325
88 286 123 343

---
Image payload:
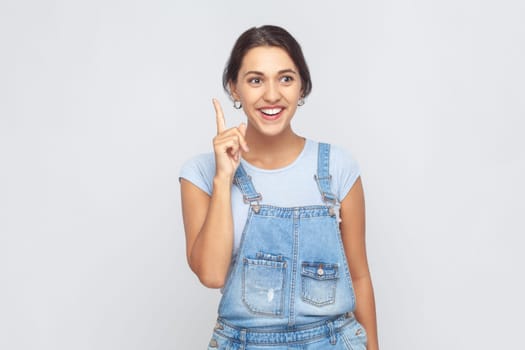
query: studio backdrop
1 0 524 349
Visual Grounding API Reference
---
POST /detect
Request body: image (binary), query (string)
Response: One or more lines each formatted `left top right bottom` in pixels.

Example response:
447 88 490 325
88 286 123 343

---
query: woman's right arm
180 99 248 288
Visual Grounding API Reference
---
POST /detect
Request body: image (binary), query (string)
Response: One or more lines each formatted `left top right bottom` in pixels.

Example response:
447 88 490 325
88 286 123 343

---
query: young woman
180 25 379 350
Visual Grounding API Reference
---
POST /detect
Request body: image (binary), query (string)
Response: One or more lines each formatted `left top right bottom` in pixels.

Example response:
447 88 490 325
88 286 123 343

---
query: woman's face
230 46 303 138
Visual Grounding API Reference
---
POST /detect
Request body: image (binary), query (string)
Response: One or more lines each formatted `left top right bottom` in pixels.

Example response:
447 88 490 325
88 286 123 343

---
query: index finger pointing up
212 98 226 134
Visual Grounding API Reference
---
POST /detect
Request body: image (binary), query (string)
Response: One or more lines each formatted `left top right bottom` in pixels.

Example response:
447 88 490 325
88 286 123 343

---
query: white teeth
260 108 282 116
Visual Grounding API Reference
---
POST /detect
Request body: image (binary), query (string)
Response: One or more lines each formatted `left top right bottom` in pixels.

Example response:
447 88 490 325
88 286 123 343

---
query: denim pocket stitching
300 261 339 306
242 255 286 316
339 318 368 350
208 333 234 350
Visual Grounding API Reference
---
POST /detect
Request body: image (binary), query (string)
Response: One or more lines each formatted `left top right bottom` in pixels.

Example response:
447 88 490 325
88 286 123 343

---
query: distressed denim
210 143 367 349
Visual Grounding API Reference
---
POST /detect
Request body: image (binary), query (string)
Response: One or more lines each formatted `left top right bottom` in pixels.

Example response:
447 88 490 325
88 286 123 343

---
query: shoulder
329 143 359 169
316 140 361 201
179 152 216 195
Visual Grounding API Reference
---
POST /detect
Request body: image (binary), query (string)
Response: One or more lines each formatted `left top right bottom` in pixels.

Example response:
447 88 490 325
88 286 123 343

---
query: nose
263 80 281 103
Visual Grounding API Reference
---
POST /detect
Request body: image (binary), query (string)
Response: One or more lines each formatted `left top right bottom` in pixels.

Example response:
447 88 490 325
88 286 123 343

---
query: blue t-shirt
179 139 360 256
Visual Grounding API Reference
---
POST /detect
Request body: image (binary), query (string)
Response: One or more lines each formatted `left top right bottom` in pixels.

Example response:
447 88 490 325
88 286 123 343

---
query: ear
229 81 240 101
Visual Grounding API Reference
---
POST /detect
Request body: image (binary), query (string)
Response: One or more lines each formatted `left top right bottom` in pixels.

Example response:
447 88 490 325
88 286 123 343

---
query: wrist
213 173 234 187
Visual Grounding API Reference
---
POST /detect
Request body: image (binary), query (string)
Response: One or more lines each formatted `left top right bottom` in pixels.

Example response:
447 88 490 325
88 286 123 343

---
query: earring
297 97 305 106
233 100 242 109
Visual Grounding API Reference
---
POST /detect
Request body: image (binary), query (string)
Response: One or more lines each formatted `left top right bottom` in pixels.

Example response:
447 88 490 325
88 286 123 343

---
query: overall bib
208 143 368 350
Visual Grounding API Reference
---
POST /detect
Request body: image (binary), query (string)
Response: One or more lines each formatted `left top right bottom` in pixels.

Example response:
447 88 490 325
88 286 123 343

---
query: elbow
198 274 226 289
189 261 227 289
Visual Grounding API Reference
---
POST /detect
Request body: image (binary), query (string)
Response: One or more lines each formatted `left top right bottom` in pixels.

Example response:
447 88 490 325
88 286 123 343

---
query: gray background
1 0 524 349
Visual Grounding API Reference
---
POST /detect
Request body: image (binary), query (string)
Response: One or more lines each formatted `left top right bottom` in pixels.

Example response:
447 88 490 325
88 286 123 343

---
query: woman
180 25 379 350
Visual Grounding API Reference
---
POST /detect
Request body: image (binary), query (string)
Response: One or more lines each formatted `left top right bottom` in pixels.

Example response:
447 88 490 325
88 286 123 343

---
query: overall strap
233 163 262 212
315 143 338 212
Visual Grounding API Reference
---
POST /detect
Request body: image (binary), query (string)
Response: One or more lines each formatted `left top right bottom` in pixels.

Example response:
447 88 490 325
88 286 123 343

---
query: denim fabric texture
208 313 367 350
210 143 367 349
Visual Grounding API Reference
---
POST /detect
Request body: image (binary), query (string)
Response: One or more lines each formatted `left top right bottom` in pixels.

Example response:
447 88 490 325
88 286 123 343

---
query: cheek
290 84 303 97
288 90 303 102
239 89 261 103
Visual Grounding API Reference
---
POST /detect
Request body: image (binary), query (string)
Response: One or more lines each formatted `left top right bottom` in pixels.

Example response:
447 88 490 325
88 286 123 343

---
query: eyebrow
243 69 298 77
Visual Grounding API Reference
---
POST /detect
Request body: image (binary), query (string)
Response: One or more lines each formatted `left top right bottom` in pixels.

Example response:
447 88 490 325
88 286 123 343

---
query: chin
253 123 291 137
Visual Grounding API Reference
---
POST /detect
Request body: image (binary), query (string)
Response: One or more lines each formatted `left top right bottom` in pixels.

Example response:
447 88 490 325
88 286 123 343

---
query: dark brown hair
222 25 312 97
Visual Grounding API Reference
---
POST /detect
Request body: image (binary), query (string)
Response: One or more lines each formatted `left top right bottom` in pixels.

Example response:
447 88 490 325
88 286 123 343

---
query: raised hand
212 98 249 180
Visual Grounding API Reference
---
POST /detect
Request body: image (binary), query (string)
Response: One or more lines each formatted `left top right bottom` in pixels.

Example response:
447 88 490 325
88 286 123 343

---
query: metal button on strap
209 339 218 348
356 328 363 336
317 264 324 276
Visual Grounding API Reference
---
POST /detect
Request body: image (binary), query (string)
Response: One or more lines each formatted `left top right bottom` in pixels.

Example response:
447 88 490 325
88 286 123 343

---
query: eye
248 77 262 85
280 75 294 84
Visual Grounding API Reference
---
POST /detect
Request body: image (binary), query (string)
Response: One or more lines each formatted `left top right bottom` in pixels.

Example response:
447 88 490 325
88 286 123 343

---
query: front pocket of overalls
301 261 339 306
340 316 368 350
242 253 286 316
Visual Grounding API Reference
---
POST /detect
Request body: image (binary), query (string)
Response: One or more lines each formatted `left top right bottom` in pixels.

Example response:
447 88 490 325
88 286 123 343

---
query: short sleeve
329 144 361 202
178 153 216 195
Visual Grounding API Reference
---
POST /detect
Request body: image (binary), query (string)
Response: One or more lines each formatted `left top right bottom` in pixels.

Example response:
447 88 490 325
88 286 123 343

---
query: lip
258 106 285 121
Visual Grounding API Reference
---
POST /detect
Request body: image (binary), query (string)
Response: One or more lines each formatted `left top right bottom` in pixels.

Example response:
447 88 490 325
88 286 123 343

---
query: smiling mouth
259 107 284 120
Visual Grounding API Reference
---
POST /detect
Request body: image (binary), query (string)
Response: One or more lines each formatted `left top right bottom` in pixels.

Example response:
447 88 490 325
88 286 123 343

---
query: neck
242 125 305 170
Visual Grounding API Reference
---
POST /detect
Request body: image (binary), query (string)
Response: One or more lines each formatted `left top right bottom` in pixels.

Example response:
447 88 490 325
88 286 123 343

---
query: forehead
240 46 297 74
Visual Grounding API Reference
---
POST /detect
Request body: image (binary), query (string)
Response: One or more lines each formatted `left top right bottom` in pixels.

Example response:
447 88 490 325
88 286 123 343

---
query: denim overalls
208 143 368 350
